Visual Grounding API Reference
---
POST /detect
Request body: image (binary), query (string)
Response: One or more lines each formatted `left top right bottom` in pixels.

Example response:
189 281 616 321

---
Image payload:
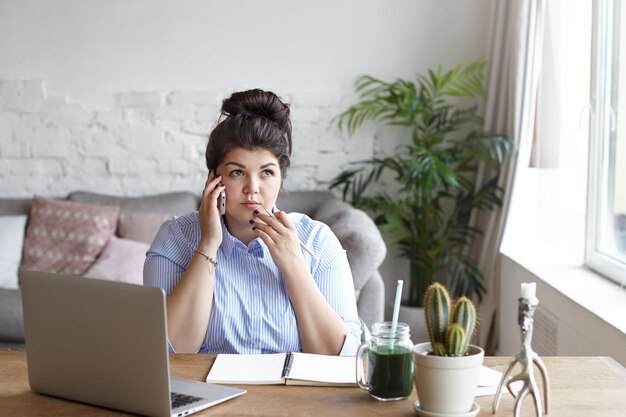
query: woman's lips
242 202 261 210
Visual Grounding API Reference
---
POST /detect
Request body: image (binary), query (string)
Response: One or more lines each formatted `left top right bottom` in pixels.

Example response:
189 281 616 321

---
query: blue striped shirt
144 211 361 356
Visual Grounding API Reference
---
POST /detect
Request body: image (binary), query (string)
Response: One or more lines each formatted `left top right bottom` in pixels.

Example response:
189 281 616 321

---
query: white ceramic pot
413 342 484 415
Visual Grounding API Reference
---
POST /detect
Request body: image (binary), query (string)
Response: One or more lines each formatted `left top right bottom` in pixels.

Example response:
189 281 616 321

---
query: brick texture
0 81 399 198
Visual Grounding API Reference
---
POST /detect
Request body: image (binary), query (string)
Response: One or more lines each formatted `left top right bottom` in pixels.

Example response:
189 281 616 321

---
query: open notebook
206 352 357 387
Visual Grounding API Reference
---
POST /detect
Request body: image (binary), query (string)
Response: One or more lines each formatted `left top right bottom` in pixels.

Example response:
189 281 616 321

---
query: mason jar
356 321 414 401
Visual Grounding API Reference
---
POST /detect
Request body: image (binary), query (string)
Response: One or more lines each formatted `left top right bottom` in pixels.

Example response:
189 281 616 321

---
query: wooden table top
1 349 625 416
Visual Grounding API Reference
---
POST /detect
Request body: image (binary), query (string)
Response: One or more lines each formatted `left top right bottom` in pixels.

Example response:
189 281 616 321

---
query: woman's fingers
252 209 299 247
200 171 223 209
202 169 215 193
251 220 280 240
273 210 294 229
251 209 283 233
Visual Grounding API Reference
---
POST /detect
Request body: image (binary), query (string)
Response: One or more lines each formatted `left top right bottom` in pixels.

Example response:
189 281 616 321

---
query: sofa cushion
21 196 119 276
277 191 335 216
117 212 172 244
67 191 199 215
0 215 27 289
84 236 149 285
314 198 386 292
0 289 24 342
0 199 32 216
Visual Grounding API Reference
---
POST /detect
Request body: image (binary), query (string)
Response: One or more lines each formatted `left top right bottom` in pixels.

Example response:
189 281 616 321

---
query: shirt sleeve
143 218 192 291
143 217 195 353
308 222 362 356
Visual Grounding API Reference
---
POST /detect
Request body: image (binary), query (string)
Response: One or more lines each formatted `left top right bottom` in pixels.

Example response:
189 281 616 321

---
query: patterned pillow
21 196 119 276
84 236 149 285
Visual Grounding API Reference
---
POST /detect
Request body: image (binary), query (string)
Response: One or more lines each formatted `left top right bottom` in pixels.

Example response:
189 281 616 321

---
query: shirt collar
220 217 266 258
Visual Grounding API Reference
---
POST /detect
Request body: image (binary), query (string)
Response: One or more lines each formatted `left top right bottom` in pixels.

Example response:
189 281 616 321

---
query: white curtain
472 0 547 353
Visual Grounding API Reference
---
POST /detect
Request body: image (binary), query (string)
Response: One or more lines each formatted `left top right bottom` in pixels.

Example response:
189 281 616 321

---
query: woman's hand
198 170 225 253
252 209 348 355
252 210 306 272
166 170 222 353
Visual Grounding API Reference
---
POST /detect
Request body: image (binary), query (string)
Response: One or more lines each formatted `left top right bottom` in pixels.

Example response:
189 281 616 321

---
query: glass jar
356 321 414 401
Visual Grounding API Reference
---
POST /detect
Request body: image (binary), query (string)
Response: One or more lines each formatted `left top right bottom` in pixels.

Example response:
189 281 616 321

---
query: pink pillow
84 236 149 285
117 212 172 244
21 196 119 275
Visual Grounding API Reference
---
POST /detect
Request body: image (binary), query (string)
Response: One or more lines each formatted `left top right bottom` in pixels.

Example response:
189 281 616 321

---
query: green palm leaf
328 57 512 307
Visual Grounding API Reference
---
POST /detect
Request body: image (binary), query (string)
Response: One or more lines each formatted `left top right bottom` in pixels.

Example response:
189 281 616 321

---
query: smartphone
219 190 226 215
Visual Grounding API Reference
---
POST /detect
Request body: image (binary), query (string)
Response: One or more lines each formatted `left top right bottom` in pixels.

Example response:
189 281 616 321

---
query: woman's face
215 147 282 232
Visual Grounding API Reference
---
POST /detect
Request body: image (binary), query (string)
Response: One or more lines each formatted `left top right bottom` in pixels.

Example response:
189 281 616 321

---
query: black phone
219 190 226 215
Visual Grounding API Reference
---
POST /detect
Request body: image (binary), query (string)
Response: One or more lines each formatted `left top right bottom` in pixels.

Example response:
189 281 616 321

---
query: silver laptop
20 270 246 417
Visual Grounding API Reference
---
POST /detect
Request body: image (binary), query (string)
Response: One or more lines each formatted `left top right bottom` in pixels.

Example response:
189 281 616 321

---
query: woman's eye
262 169 274 177
229 170 243 177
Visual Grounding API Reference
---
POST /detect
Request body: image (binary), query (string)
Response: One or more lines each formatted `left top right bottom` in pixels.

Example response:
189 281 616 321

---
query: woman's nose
243 176 260 195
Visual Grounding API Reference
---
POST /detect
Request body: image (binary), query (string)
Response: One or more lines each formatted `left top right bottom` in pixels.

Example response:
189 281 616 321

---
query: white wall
0 1 491 98
0 0 494 306
498 254 626 366
0 0 493 195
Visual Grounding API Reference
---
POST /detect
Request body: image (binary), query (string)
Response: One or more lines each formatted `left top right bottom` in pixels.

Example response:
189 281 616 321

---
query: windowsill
501 164 626 339
501 238 626 337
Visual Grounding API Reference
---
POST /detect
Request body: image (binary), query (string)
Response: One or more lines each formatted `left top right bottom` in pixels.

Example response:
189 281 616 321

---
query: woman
144 89 361 356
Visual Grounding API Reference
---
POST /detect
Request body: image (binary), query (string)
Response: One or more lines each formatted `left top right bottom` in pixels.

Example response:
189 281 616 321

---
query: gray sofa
0 190 386 349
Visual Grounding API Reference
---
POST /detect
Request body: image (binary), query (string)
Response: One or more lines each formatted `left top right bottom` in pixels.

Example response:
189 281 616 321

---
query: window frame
586 0 626 286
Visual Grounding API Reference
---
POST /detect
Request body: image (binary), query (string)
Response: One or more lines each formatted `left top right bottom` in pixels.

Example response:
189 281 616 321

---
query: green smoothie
367 345 413 400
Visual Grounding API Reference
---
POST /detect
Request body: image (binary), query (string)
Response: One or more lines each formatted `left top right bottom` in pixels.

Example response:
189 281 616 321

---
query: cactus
423 283 478 357
424 283 450 355
445 323 466 356
451 296 477 355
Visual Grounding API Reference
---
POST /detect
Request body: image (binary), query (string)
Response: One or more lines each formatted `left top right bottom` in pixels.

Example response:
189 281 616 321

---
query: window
503 0 626 288
503 0 590 259
587 0 626 286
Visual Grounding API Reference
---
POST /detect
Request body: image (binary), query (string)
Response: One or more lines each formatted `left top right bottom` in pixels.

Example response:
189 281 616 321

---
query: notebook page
287 353 356 385
206 353 287 384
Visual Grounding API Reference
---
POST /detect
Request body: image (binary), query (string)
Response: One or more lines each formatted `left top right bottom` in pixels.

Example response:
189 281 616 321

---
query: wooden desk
1 349 625 416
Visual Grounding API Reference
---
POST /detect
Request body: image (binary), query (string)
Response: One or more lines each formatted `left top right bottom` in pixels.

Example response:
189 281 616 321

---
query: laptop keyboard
171 392 204 409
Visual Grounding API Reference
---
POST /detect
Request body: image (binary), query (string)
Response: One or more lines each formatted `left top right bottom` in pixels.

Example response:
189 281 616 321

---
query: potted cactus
424 282 477 357
412 283 484 415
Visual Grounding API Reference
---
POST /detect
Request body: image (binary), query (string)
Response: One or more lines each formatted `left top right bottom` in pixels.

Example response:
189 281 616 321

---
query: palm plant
330 58 511 307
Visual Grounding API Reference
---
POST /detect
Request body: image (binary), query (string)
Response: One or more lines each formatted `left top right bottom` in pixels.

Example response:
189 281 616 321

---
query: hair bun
207 88 293 175
221 89 290 131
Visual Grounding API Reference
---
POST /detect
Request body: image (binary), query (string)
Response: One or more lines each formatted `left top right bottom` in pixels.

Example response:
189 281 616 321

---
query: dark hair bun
221 89 290 133
206 88 293 176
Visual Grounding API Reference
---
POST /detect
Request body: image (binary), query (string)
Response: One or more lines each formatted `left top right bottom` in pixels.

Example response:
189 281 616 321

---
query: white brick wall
0 79 398 198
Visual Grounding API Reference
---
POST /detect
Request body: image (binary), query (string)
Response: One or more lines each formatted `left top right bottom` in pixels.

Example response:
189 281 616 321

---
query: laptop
20 270 246 417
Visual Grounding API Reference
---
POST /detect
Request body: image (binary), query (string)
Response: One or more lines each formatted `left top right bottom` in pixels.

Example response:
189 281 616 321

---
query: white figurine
492 283 550 417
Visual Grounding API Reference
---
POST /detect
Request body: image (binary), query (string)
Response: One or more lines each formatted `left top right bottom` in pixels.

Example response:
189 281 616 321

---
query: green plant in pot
330 58 512 309
413 282 484 415
424 282 477 357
